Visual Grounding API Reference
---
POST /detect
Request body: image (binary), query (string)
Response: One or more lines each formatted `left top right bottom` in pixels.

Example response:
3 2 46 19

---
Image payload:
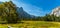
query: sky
0 0 60 16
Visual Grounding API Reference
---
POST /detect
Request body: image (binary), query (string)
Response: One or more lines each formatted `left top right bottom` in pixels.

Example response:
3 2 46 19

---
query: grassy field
0 21 60 28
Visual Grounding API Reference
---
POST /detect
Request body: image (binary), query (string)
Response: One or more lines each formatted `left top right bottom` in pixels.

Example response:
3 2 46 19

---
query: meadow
0 21 60 28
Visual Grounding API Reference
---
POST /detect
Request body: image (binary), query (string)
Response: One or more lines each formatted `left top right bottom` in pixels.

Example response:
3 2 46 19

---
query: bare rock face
51 6 60 17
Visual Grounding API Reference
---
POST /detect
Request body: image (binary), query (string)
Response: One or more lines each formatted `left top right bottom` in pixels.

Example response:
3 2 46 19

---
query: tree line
21 14 60 22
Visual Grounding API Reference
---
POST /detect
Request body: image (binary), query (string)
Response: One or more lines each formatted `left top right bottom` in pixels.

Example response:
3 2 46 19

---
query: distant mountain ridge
17 7 35 18
0 1 3 4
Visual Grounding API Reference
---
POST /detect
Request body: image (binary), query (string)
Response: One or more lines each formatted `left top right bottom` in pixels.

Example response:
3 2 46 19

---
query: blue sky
0 0 60 16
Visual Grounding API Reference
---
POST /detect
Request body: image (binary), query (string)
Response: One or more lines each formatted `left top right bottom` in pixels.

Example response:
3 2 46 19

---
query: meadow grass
0 21 60 28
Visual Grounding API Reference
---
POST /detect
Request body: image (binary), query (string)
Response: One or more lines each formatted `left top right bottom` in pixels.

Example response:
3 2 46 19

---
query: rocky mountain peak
50 6 60 17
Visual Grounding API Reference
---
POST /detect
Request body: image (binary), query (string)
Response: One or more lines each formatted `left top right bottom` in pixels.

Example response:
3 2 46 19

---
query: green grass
0 21 60 28
0 24 7 28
